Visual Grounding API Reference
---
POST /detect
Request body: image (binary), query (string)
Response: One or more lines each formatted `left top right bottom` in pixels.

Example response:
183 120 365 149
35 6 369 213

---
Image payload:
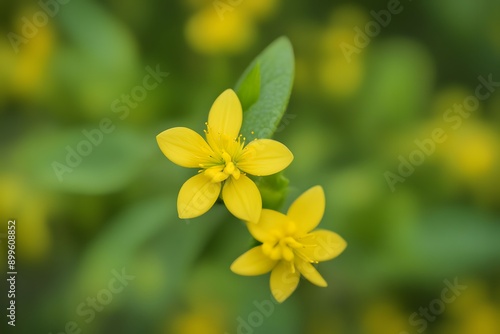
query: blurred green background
1 0 500 333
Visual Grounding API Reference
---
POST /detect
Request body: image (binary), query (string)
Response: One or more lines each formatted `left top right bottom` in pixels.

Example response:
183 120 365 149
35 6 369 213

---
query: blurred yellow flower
230 186 346 303
157 89 293 222
240 0 281 21
443 282 500 334
314 5 369 99
328 4 369 29
0 175 51 262
167 304 226 334
317 55 364 99
185 8 255 55
362 300 411 334
442 122 498 180
10 10 55 97
457 304 500 334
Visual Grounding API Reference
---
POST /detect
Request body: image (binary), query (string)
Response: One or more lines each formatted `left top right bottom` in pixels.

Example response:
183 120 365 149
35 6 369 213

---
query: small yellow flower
185 8 255 55
156 89 293 222
230 186 347 303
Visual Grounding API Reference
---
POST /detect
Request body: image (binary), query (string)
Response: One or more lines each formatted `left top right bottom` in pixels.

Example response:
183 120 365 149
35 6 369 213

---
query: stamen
224 162 235 175
232 168 241 180
211 172 228 183
284 237 303 249
296 250 318 264
221 151 232 164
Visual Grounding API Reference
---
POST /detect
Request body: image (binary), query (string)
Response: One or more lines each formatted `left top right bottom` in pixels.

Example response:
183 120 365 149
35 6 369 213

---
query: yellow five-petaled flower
230 186 347 303
156 89 293 222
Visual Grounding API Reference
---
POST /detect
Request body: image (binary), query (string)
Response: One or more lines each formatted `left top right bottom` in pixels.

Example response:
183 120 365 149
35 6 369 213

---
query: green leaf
235 36 295 139
76 196 175 293
257 172 290 210
55 0 140 115
235 62 261 112
75 197 228 303
14 127 154 195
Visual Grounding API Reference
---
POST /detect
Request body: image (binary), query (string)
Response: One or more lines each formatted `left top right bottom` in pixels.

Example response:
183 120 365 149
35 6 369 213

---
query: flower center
201 125 246 183
262 236 304 262
204 150 241 183
261 222 318 269
221 151 240 177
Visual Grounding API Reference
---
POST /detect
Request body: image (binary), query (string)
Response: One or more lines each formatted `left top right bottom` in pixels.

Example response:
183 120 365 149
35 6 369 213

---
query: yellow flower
185 8 255 55
230 186 346 302
156 89 293 222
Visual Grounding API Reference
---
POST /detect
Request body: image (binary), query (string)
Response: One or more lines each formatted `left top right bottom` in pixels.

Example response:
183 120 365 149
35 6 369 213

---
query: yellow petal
270 261 300 303
246 209 289 243
288 186 325 235
177 173 221 218
295 258 327 287
238 139 294 176
222 174 261 222
230 246 277 276
297 230 347 262
157 127 214 168
208 89 242 139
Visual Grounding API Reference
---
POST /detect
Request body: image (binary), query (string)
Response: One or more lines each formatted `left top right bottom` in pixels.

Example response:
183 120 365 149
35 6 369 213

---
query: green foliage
76 197 228 308
257 172 290 211
233 37 295 211
16 128 154 194
235 37 295 139
236 62 261 112
55 1 139 114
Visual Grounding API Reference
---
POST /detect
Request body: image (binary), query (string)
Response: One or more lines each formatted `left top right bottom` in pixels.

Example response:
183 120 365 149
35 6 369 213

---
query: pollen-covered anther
219 150 242 179
224 161 235 175
204 166 228 183
283 236 303 249
221 151 232 164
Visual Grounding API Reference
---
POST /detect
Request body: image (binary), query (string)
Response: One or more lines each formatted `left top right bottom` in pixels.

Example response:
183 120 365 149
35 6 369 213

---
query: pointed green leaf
235 62 261 112
235 37 295 139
